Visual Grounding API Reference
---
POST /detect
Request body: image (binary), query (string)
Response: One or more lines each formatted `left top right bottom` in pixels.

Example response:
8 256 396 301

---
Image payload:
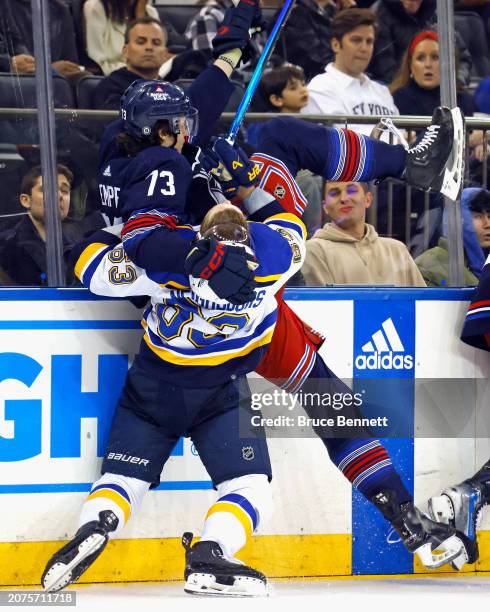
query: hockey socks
325 438 411 504
201 475 272 558
323 128 406 183
79 473 150 537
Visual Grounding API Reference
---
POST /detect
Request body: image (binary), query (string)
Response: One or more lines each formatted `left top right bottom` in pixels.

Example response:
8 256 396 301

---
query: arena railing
0 109 489 287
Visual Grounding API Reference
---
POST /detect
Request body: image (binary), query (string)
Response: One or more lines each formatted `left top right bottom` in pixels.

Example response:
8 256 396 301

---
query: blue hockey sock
324 437 411 503
323 128 406 183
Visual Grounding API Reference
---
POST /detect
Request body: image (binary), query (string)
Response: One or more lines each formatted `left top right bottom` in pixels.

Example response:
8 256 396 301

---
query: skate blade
184 572 267 597
42 533 106 592
415 534 466 569
439 107 465 202
428 494 454 524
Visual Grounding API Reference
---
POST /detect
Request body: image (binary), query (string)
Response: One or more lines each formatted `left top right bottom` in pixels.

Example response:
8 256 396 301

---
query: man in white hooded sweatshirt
302 181 426 287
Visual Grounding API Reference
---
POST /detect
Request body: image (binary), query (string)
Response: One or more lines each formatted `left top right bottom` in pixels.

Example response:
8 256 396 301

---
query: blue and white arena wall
0 287 489 585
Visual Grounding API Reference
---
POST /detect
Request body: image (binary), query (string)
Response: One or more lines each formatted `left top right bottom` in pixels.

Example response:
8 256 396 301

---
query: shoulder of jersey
249 217 304 286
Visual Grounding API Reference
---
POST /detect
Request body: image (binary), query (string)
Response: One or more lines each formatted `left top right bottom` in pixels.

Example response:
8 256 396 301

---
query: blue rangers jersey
97 65 233 226
73 212 306 386
461 253 490 351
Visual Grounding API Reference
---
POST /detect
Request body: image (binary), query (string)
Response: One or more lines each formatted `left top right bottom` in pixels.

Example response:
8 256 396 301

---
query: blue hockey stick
226 0 296 144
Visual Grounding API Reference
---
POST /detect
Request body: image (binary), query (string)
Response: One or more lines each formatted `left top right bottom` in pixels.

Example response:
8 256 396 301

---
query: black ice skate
372 489 469 569
41 510 119 592
406 106 465 202
182 532 267 597
428 464 490 569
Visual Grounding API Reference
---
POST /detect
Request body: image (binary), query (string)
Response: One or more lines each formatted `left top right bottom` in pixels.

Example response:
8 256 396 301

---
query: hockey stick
226 0 296 144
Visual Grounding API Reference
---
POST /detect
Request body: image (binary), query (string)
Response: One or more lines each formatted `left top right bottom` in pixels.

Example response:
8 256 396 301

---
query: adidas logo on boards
355 317 414 370
103 165 111 177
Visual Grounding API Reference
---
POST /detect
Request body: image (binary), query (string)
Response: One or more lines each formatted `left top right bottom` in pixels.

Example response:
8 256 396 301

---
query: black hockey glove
212 0 262 59
202 137 261 198
185 236 258 305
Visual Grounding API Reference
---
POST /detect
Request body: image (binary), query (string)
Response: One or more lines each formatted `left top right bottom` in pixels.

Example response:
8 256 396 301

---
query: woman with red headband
389 30 475 117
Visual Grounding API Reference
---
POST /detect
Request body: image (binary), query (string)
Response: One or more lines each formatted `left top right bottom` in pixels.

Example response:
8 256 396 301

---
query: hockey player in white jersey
41 197 306 597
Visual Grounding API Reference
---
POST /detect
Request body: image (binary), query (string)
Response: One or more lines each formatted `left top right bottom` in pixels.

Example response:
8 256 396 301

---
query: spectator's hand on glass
52 60 82 76
10 54 35 74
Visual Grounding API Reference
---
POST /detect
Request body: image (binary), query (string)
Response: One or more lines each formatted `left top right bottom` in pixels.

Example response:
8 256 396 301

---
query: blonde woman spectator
84 0 161 75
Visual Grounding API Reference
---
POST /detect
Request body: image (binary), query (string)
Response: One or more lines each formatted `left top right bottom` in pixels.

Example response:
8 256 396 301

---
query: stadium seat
76 75 104 109
174 78 245 113
0 73 74 108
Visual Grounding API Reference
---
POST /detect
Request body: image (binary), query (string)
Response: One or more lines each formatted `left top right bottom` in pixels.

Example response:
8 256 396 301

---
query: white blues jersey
74 213 306 386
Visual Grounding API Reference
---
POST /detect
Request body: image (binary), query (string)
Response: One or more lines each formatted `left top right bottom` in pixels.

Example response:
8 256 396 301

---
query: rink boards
0 286 489 585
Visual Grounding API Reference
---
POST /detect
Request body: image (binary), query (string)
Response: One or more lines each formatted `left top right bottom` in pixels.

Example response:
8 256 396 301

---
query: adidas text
355 352 414 370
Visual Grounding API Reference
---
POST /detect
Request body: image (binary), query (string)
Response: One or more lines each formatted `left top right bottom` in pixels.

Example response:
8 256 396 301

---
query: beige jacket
302 223 426 287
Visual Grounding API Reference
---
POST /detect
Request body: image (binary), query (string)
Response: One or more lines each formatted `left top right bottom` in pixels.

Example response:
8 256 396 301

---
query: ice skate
372 489 468 569
41 510 118 592
429 480 484 569
182 532 267 597
406 106 465 202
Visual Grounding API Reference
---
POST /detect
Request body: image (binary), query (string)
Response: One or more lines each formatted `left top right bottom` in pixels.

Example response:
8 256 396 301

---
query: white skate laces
377 117 410 150
409 124 441 155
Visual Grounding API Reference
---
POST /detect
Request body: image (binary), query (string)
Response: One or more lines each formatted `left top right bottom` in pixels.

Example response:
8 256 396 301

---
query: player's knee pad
216 474 273 528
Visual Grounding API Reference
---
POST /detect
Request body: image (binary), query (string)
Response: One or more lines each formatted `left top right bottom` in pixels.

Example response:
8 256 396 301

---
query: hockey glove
212 0 262 59
185 236 258 305
202 138 261 198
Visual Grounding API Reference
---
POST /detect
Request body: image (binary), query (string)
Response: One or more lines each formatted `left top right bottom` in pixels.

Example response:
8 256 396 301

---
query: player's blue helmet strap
120 80 199 141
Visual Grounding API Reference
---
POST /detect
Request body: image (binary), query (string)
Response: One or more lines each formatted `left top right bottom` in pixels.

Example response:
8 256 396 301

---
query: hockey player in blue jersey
426 256 490 571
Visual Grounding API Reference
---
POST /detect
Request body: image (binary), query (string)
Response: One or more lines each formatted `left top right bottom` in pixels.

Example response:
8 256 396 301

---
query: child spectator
249 64 322 236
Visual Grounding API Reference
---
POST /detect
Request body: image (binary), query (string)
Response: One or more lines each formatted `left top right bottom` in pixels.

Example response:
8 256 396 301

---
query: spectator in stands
415 188 490 287
302 181 426 286
390 31 489 178
301 8 399 136
0 0 34 73
185 0 264 74
92 17 169 110
369 0 472 87
271 0 335 81
5 0 82 78
390 31 475 117
250 63 322 236
84 0 179 76
0 165 78 286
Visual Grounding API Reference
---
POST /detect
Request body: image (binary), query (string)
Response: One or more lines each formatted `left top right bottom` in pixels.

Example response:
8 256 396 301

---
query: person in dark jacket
0 0 33 73
274 0 335 81
390 30 475 117
6 0 82 77
0 165 78 286
369 0 472 86
93 16 170 110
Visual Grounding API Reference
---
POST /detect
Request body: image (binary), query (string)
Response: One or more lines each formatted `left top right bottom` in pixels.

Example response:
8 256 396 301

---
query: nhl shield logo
242 446 254 461
274 184 286 200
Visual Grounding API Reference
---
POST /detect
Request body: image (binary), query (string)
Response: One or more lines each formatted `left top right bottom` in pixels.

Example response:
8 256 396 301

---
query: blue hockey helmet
120 80 199 141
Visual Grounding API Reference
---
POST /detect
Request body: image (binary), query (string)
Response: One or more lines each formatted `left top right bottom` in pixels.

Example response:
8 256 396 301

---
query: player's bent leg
41 474 150 592
183 474 271 597
428 459 490 569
